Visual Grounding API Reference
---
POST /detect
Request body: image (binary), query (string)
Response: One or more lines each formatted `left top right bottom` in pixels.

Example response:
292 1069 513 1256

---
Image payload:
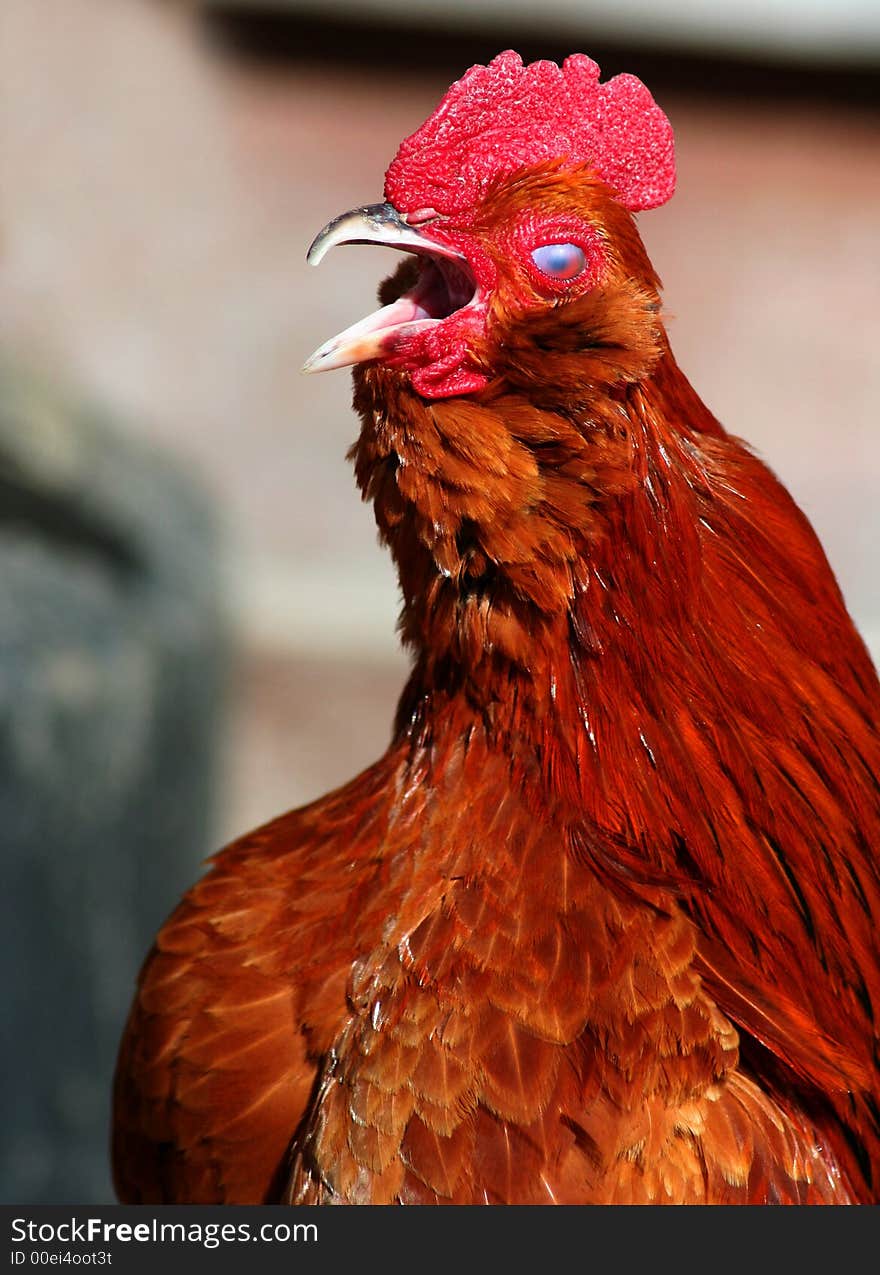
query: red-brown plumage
112 53 880 1203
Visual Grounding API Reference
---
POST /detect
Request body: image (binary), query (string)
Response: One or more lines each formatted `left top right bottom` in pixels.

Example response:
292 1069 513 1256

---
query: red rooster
113 51 880 1204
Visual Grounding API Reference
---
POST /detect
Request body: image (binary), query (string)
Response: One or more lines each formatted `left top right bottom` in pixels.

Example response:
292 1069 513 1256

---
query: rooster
113 51 880 1204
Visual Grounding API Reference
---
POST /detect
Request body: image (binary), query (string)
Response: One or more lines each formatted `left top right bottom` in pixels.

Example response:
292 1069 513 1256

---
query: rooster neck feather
352 346 880 1193
352 342 722 682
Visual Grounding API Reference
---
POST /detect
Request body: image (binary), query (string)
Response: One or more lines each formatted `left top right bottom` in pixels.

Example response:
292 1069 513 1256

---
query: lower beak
302 202 467 374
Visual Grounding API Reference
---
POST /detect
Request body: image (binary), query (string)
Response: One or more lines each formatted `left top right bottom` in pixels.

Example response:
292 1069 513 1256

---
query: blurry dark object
0 359 227 1204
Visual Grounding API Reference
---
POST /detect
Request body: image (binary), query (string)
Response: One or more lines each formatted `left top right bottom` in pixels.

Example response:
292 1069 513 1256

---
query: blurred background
1 0 877 1204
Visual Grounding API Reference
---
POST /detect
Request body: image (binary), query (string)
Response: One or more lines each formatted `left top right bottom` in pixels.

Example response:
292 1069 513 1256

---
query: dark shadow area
202 9 880 109
0 473 143 581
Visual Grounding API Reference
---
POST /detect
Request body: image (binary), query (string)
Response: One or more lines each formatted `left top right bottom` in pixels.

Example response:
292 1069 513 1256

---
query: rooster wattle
112 51 880 1204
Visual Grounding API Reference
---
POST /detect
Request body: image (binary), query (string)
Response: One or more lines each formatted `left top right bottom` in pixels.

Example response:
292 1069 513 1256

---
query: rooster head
304 51 675 400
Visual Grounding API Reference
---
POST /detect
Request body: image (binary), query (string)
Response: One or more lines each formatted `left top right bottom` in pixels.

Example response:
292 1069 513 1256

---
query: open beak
302 202 476 374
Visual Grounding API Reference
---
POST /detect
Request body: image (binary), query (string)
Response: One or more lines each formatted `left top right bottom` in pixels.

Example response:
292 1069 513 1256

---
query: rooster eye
530 242 587 280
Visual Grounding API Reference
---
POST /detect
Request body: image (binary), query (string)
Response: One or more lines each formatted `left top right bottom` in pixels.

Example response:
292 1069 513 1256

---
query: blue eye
530 242 587 280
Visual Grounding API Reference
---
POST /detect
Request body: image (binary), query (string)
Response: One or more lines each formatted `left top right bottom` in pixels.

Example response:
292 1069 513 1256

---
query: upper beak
302 202 468 374
306 201 461 267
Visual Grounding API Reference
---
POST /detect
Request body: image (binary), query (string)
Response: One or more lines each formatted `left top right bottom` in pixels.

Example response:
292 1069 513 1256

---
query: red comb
385 51 675 217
